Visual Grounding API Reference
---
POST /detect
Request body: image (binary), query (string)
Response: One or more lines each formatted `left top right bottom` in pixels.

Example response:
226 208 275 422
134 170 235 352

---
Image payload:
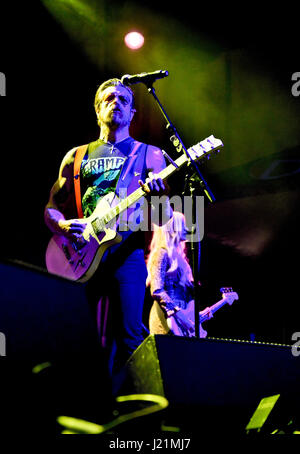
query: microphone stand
144 81 216 338
182 171 203 338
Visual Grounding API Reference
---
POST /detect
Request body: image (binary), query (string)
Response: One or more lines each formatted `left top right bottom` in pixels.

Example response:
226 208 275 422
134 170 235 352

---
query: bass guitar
45 135 223 282
167 287 239 337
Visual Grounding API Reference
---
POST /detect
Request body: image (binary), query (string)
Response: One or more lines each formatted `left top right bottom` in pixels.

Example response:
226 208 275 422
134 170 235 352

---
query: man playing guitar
44 78 172 380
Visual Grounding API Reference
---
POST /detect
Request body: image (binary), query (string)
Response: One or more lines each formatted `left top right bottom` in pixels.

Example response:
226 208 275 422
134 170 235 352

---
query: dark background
1 1 300 345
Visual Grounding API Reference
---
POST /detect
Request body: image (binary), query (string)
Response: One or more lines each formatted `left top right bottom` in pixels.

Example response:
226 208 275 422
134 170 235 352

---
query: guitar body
45 193 122 282
167 288 239 338
167 302 208 338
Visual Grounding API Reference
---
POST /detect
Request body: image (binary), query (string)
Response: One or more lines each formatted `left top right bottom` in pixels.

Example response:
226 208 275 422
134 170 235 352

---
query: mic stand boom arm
144 81 216 338
146 83 216 203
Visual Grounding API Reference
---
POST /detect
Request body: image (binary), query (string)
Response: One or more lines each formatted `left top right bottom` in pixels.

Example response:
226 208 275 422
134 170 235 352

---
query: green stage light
246 394 280 432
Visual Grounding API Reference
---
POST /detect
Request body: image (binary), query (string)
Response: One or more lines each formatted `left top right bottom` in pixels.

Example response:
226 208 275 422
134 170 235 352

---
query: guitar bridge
74 253 87 270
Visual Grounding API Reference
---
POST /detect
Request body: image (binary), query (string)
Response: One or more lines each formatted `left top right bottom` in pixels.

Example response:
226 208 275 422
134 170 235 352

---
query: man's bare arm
44 148 86 241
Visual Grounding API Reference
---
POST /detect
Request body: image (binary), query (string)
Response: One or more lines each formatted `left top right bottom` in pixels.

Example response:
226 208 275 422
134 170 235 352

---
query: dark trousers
85 236 147 377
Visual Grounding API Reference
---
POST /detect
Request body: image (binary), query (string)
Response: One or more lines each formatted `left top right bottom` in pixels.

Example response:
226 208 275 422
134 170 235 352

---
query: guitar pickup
62 244 74 264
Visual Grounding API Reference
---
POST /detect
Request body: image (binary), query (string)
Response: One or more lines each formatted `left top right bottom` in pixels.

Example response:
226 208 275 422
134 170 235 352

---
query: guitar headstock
189 135 223 161
220 287 239 305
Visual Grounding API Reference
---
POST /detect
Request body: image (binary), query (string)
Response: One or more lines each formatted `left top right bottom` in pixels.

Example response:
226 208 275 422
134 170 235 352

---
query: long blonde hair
146 212 194 287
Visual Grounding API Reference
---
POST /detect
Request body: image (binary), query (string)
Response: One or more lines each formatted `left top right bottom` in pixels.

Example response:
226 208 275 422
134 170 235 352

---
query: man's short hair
94 78 135 114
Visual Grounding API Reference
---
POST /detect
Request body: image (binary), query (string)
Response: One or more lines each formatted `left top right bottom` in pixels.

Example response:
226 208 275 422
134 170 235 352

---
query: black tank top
80 137 135 217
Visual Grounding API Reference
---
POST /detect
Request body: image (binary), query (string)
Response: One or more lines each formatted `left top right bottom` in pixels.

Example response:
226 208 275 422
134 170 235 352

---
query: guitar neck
209 297 228 315
93 136 223 232
199 297 228 323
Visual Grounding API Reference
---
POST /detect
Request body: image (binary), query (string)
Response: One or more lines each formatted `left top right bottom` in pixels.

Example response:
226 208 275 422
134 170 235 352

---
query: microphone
121 70 169 86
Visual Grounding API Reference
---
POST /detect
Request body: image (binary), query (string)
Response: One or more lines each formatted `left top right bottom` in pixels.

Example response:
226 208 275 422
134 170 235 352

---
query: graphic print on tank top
80 138 135 217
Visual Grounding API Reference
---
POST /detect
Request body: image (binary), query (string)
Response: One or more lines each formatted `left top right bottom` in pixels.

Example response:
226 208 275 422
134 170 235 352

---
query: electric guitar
167 287 239 337
45 135 223 282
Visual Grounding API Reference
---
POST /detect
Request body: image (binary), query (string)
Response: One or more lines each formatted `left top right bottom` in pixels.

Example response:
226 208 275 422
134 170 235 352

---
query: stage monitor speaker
0 259 113 435
122 334 300 433
0 259 102 364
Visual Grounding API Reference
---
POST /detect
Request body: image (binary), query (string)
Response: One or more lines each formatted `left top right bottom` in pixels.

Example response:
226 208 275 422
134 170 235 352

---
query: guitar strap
73 144 88 219
116 140 146 194
119 140 142 183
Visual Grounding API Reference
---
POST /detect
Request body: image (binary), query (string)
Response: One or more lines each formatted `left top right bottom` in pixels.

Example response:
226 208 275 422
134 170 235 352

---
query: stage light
124 31 145 50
